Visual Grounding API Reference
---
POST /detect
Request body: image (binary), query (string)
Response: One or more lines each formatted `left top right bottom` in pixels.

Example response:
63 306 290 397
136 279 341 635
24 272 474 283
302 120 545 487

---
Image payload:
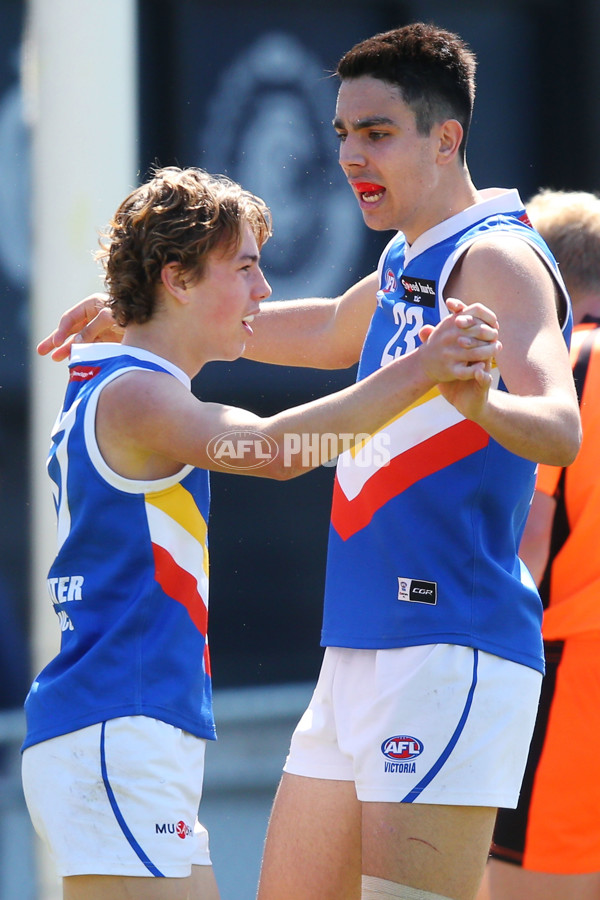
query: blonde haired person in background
478 189 600 900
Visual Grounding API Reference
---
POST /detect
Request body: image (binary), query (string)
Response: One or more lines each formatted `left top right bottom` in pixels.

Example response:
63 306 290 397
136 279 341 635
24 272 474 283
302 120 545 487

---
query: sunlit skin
122 223 272 379
333 75 478 242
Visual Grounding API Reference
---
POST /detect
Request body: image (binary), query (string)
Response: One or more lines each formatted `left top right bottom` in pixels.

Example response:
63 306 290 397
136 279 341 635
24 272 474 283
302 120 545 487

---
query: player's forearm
259 349 433 478
473 390 581 466
243 298 356 369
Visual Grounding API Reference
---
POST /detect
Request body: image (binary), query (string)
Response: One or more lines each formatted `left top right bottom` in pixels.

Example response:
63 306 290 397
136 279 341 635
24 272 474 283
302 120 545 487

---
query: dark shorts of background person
491 637 600 874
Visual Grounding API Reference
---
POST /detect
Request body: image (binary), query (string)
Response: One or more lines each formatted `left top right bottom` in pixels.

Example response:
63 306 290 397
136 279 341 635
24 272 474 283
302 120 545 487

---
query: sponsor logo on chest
400 276 437 307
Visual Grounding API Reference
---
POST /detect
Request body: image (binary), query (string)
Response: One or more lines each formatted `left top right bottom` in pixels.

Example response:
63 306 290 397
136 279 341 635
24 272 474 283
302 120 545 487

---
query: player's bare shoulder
447 232 560 320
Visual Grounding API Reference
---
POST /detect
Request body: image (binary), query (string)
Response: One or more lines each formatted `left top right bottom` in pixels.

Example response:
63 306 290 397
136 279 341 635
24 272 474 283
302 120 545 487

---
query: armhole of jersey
83 366 194 494
377 233 401 284
437 233 571 330
572 326 597 403
438 244 467 319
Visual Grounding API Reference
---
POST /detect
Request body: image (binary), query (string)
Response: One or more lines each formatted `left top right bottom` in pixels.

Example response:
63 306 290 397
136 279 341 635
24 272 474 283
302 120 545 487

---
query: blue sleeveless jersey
321 190 571 673
23 344 215 749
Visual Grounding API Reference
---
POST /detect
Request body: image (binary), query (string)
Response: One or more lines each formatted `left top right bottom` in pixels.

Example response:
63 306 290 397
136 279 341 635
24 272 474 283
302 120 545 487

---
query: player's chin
232 339 247 361
361 212 392 232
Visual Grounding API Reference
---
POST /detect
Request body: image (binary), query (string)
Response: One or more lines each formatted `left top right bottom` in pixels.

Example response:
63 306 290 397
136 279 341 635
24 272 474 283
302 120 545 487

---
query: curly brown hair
96 166 272 326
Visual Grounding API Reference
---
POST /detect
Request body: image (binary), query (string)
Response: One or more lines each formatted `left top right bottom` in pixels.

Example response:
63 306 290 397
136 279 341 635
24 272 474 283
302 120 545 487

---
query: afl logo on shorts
381 735 424 761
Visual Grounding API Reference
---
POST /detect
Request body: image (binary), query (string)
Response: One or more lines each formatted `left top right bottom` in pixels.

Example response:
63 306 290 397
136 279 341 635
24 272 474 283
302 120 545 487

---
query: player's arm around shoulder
444 234 581 465
242 271 379 369
38 272 379 369
94 301 501 483
37 293 121 361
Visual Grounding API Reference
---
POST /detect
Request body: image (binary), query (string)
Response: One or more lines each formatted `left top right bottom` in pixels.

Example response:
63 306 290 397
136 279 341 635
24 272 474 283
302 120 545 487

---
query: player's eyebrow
332 115 396 131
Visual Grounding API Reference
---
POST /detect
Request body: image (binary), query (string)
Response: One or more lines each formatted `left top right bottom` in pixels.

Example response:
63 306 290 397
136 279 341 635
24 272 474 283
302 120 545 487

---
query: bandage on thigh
361 875 453 900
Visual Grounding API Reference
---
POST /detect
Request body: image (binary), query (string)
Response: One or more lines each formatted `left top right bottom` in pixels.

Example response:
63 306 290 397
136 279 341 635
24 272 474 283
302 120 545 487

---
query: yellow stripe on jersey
146 483 209 576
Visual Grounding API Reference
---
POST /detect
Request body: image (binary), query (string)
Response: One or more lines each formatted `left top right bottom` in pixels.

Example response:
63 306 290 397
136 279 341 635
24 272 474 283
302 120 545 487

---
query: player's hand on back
37 293 124 361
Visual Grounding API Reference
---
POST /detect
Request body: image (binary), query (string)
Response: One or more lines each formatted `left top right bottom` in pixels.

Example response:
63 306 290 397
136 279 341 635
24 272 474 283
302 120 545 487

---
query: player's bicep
145 395 262 471
98 371 261 472
450 238 573 398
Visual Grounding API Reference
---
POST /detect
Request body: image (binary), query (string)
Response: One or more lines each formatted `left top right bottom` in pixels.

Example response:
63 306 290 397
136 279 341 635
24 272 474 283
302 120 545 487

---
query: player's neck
405 169 478 245
122 318 203 379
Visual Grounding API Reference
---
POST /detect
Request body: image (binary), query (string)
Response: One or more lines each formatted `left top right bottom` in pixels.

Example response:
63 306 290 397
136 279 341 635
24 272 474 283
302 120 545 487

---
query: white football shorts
284 644 542 807
21 715 211 877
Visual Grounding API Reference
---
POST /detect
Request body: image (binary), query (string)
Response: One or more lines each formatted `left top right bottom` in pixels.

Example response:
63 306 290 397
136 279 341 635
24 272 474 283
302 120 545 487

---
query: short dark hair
336 22 477 160
97 166 272 325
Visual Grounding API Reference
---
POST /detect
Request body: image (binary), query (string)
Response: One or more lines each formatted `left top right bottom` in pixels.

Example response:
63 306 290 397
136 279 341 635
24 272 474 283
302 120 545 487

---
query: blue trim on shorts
402 649 479 803
100 720 165 877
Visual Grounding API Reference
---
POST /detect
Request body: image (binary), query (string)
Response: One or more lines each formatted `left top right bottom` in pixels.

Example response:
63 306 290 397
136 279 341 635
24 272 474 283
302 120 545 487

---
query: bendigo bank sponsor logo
69 365 101 382
381 735 424 773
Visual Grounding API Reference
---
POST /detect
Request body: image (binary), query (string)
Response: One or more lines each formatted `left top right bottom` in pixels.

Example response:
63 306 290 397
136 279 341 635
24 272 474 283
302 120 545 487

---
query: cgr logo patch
397 578 437 605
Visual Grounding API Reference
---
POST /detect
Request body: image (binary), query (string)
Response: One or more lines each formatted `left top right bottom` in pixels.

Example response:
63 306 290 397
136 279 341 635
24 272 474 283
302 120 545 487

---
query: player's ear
437 118 463 164
161 263 189 302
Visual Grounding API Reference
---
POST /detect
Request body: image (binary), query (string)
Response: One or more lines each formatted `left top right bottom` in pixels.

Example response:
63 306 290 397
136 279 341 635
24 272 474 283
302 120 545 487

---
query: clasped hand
419 297 502 421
